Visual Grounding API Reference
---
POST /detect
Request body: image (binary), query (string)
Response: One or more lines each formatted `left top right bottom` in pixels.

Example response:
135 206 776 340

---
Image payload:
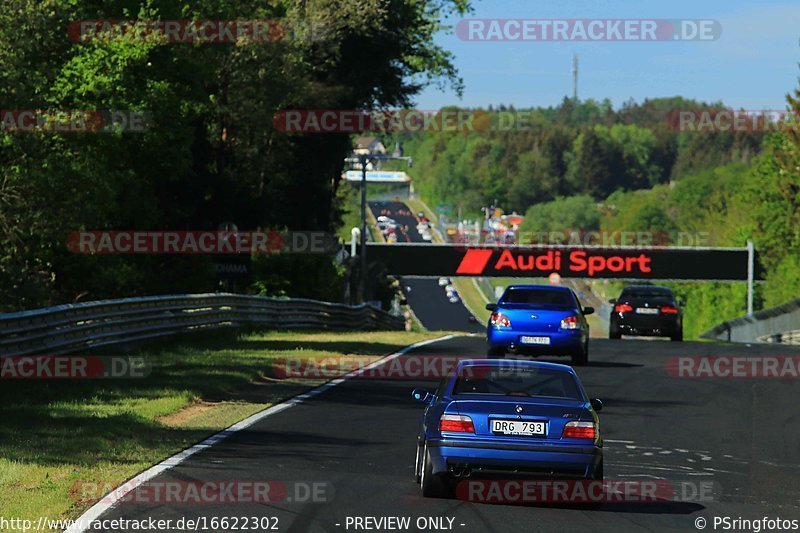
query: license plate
520 336 550 345
635 308 659 315
491 419 547 436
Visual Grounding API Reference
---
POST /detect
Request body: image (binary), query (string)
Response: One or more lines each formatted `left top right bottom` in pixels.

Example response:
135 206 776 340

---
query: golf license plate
492 419 546 437
635 307 659 315
520 336 550 345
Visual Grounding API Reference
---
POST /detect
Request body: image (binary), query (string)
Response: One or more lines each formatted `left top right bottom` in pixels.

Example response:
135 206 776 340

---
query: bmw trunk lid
447 396 587 440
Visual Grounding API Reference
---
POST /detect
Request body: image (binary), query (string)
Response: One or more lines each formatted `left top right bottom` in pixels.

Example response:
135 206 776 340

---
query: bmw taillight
490 312 511 328
439 414 475 433
660 305 679 314
561 420 597 440
614 303 633 313
560 315 580 330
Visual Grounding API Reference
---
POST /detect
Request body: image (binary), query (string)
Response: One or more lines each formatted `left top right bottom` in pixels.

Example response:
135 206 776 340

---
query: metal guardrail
700 296 800 344
0 293 405 357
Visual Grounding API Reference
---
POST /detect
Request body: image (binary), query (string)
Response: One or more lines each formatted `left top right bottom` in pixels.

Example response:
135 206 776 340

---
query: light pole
344 152 413 303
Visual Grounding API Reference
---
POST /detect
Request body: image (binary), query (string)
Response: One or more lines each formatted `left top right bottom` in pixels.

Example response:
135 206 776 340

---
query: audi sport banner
366 244 759 281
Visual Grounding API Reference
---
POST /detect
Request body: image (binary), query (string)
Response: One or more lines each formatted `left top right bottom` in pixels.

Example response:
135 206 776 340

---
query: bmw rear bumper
427 437 602 478
611 315 680 336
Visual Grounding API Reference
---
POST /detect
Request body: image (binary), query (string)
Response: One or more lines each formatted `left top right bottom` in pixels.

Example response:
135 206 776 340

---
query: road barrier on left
0 293 405 357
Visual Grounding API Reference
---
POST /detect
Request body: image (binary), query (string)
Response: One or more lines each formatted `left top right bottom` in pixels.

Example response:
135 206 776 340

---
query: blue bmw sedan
485 284 594 365
412 359 603 498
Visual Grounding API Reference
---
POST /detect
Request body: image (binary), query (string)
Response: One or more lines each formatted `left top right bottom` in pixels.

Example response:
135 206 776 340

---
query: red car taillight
490 312 511 328
660 305 679 314
439 414 475 433
560 315 579 330
614 303 633 313
561 421 596 440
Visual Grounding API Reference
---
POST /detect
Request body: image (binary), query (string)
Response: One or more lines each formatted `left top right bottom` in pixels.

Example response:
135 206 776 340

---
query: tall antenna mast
572 53 578 101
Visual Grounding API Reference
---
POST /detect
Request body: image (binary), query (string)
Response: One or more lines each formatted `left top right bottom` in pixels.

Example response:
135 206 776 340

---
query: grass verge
451 277 490 322
0 329 444 530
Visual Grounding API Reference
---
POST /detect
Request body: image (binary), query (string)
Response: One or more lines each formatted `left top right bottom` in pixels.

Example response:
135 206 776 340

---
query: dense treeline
397 97 763 214
520 82 800 336
0 0 468 311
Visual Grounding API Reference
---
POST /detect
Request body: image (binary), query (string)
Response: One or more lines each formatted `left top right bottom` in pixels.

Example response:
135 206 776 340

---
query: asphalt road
368 200 483 333
88 335 800 533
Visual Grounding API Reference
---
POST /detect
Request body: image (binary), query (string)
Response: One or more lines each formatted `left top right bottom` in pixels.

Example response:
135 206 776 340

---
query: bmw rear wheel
414 441 423 483
420 444 450 498
583 460 604 508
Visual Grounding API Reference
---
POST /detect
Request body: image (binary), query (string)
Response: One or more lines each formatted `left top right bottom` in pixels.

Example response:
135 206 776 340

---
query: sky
413 0 800 111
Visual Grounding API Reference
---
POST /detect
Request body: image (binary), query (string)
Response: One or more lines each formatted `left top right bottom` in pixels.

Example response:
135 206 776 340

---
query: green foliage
519 195 600 232
0 0 470 310
399 98 763 217
665 282 747 339
250 254 345 302
502 160 766 344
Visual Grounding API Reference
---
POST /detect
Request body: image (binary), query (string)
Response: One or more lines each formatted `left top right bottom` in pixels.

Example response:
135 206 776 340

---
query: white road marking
65 334 459 533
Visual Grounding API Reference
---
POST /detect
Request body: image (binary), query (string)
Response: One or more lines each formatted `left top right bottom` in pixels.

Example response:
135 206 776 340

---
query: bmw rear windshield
621 288 674 299
501 288 575 307
454 366 583 400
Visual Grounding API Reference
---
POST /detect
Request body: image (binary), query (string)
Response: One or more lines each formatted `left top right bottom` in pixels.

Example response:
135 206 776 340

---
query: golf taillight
439 414 475 433
561 421 596 440
614 303 633 313
560 315 579 330
490 312 511 328
661 305 679 314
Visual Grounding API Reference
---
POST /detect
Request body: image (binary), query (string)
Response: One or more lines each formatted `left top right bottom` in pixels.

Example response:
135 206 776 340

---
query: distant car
485 285 593 366
438 277 450 287
412 359 603 498
448 294 460 304
609 285 683 341
421 232 433 242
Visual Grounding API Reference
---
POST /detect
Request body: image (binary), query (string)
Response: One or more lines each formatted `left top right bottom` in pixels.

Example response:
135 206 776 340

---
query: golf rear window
501 289 574 306
454 367 582 400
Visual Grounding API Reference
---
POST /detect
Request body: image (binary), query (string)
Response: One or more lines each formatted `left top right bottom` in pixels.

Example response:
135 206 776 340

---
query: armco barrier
0 293 405 357
700 296 800 344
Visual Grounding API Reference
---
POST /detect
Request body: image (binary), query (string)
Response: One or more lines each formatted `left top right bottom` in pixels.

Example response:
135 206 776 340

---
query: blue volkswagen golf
412 359 603 498
486 285 593 366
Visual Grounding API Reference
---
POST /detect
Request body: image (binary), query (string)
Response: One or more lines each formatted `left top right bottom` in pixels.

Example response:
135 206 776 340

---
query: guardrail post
746 240 754 315
351 227 360 258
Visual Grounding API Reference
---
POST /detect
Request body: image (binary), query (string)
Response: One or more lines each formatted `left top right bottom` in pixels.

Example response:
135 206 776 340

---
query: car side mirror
412 388 433 403
608 298 616 304
583 306 595 315
678 300 686 307
485 303 497 311
590 398 603 411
